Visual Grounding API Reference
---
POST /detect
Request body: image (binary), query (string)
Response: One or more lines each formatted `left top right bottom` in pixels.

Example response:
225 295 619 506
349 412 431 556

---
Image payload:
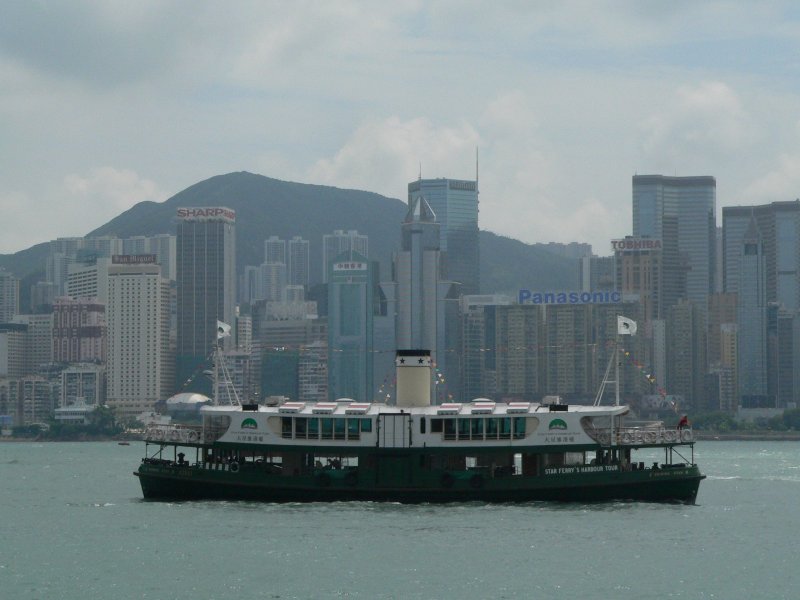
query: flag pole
615 328 620 407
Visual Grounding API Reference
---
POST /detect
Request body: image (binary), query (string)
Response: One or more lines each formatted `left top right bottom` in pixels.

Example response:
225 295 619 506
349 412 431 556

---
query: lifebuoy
344 471 358 487
229 462 240 473
169 429 180 442
187 430 199 442
469 474 484 489
440 473 455 488
645 431 656 444
597 432 610 445
681 429 693 442
664 430 677 443
621 432 633 444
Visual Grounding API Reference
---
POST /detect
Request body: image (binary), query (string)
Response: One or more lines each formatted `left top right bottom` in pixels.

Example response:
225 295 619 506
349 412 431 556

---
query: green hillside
1 171 578 296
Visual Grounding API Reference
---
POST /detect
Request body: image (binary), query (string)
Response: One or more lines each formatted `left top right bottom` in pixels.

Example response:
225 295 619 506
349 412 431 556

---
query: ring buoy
317 473 331 487
344 471 358 487
229 462 240 473
469 474 484 489
440 473 455 488
621 432 633 444
664 430 677 443
681 429 693 442
187 430 199 442
645 432 656 444
204 431 216 443
170 429 180 442
597 432 610 445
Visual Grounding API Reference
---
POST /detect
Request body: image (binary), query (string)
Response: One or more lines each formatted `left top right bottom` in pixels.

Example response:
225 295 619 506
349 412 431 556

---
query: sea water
1 441 799 600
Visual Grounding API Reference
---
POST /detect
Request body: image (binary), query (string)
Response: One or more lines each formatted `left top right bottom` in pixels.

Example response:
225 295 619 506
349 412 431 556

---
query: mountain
1 171 578 297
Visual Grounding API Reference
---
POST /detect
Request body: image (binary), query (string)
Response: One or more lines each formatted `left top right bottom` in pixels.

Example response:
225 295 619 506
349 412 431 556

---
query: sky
3 1 800 255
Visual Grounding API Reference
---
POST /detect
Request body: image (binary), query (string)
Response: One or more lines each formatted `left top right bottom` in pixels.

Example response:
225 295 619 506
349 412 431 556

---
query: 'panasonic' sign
518 290 622 305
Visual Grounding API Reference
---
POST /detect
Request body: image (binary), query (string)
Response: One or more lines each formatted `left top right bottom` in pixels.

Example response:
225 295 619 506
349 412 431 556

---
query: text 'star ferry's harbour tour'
135 340 705 504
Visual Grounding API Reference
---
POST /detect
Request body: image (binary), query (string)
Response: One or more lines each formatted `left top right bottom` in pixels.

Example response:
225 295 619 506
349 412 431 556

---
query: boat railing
143 424 202 444
592 426 693 446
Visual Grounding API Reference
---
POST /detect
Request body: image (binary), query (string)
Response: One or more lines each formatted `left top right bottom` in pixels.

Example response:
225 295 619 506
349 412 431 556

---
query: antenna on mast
419 161 422 181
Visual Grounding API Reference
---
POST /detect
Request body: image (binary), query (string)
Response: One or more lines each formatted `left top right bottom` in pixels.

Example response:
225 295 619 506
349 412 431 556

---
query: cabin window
308 418 319 439
360 418 373 433
347 419 360 440
444 419 456 440
471 418 484 440
321 419 333 440
295 417 307 439
431 418 443 433
486 418 498 439
500 417 512 439
513 417 526 439
458 418 470 440
281 417 293 439
333 418 346 440
420 417 426 434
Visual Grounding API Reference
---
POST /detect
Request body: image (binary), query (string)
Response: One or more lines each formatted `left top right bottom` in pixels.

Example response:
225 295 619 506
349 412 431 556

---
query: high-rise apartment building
633 175 716 311
408 178 480 295
107 262 173 420
288 236 310 287
0 269 19 322
176 207 236 391
53 297 107 364
12 314 53 375
264 236 286 265
322 230 368 283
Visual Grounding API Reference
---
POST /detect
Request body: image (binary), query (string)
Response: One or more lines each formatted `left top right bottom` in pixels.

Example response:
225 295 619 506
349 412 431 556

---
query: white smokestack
395 350 431 407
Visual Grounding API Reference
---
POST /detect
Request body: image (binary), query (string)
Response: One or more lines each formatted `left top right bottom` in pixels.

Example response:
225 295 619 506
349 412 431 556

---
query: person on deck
677 415 690 430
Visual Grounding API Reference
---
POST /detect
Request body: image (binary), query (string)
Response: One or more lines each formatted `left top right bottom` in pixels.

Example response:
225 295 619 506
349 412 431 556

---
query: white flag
217 320 232 339
617 316 637 336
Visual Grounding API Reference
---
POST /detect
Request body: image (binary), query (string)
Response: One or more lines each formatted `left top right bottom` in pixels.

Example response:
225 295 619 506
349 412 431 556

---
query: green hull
136 462 704 504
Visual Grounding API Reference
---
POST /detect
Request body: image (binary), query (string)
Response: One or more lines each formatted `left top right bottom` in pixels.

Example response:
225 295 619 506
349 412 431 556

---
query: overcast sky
2 1 800 255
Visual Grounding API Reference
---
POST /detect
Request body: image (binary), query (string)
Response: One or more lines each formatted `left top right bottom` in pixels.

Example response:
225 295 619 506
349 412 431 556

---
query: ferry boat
134 349 704 503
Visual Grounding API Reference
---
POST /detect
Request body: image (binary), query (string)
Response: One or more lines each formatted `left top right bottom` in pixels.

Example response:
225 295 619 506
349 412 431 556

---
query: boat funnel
395 350 431 407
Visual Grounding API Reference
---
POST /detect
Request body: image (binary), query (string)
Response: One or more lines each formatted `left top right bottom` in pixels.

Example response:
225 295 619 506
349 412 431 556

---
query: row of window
430 417 527 440
281 417 372 441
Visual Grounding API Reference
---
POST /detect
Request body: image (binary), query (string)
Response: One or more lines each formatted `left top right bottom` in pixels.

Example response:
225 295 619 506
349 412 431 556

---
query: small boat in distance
134 347 704 504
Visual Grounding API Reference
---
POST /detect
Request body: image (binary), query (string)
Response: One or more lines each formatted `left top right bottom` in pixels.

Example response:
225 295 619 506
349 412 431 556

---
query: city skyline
3 4 800 255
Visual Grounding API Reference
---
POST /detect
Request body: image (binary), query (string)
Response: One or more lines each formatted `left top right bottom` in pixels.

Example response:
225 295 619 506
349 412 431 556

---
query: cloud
742 151 800 203
307 116 480 198
640 81 756 166
63 167 165 216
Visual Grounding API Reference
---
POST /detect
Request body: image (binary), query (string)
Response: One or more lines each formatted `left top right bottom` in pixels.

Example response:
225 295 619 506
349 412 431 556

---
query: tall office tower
408 178 480 295
460 295 513 401
736 217 768 406
390 196 458 401
494 305 544 400
723 201 800 311
176 207 236 391
578 255 616 293
613 237 663 322
265 236 286 265
327 250 373 401
0 269 19 322
633 175 716 312
107 261 173 420
53 297 107 363
288 236 310 287
12 314 53 375
322 230 368 283
147 234 177 281
67 257 112 303
260 262 287 302
84 236 123 259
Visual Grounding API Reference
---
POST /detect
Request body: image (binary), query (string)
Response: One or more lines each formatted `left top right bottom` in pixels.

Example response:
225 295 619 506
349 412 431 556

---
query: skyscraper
407 178 479 295
264 236 286 265
0 268 19 322
632 175 716 311
327 249 373 401
176 207 236 392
